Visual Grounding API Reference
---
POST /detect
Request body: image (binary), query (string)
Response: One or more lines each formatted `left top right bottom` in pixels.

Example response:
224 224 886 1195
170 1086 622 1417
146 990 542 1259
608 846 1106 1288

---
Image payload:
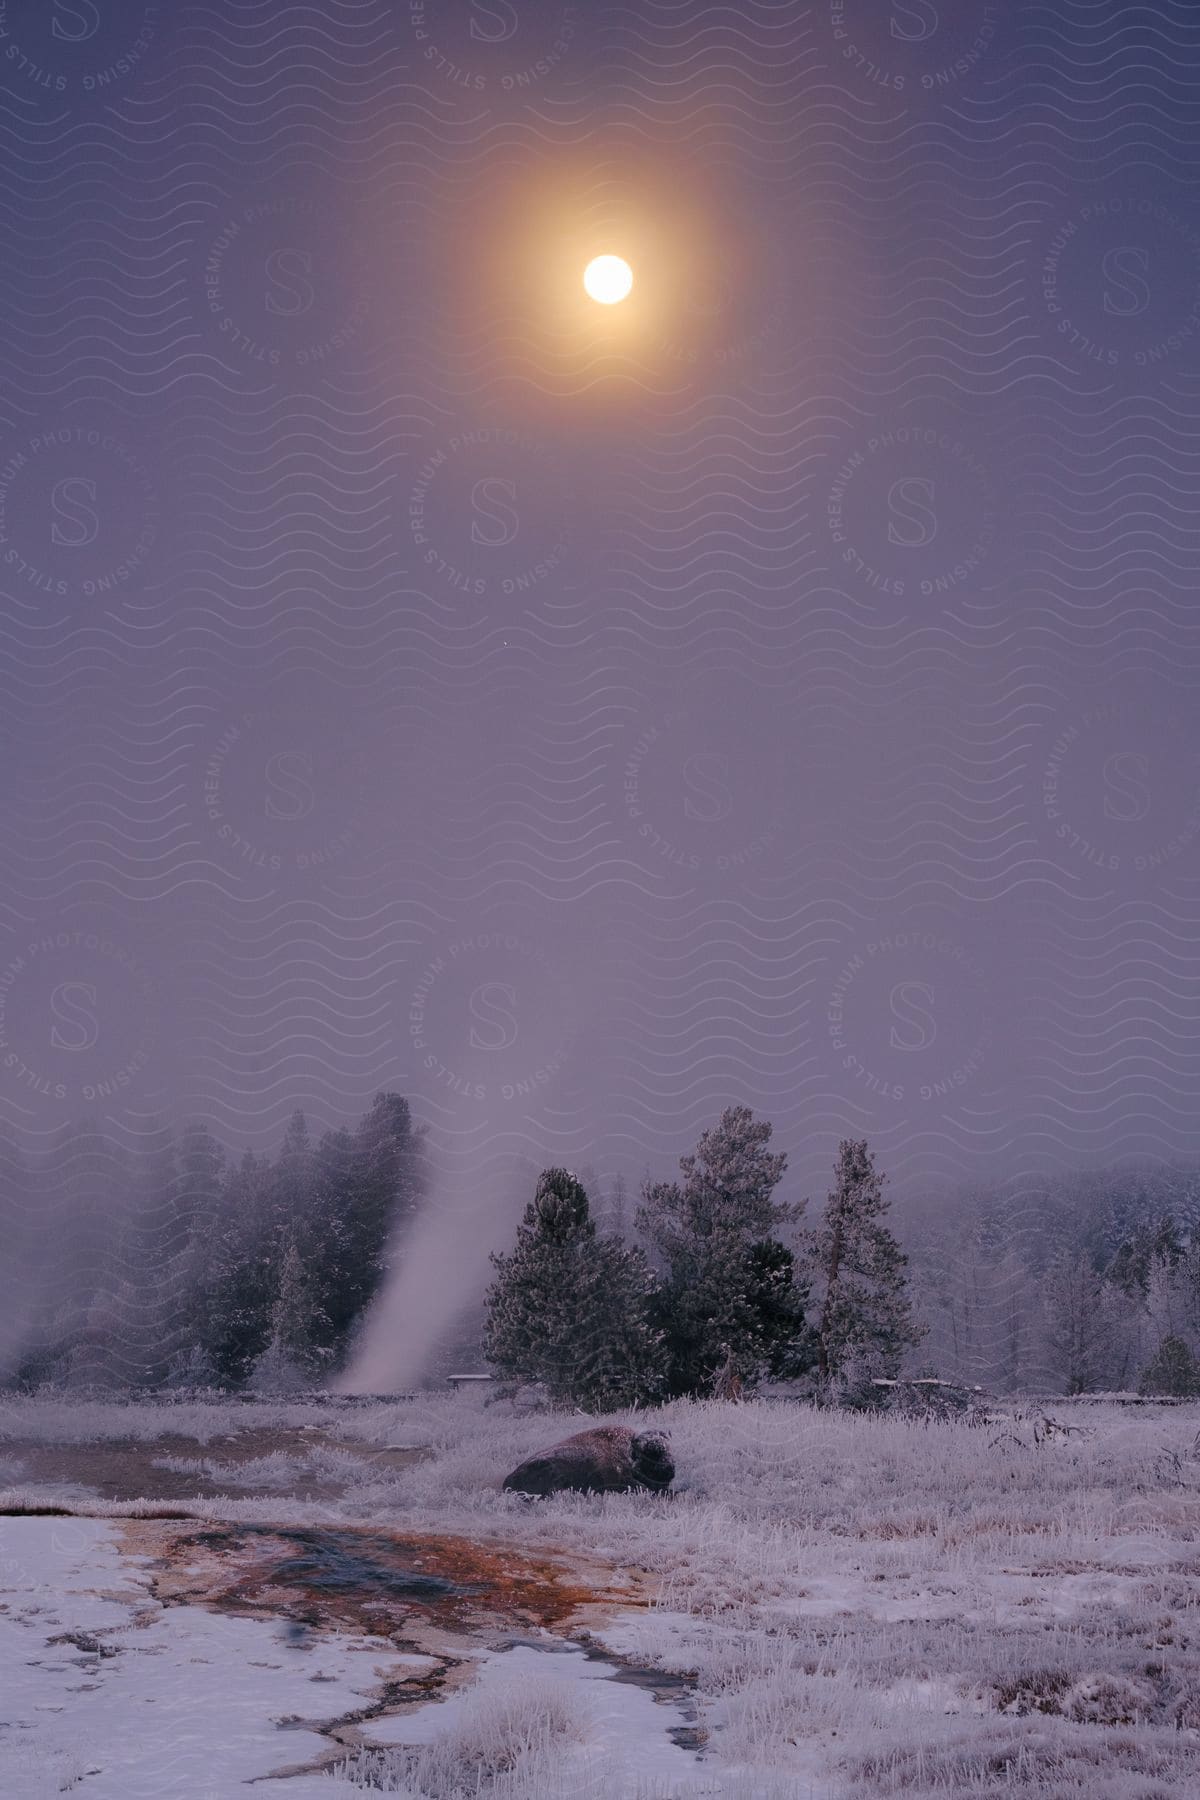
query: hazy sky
2 0 1199 1219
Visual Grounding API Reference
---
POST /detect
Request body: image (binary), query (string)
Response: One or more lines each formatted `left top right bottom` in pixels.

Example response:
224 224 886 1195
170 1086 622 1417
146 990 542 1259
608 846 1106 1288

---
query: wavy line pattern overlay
1 0 1199 1389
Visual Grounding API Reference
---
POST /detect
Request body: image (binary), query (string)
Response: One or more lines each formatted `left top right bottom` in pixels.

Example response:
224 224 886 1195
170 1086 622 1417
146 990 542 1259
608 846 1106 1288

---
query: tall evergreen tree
167 1122 227 1381
804 1139 924 1386
484 1167 666 1410
1108 1214 1184 1300
738 1239 816 1379
348 1091 423 1280
300 1094 425 1370
1138 1333 1200 1397
266 1239 328 1379
1038 1249 1116 1395
637 1106 812 1398
269 1110 317 1246
607 1171 630 1239
305 1123 356 1361
1181 1239 1200 1349
584 1237 669 1410
118 1117 184 1387
201 1149 278 1386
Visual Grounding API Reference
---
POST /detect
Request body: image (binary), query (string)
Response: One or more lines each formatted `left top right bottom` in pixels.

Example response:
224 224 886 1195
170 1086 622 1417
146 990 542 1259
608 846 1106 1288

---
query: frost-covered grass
337 1754 808 1800
340 1665 593 1794
3 1392 1199 1795
152 1448 316 1488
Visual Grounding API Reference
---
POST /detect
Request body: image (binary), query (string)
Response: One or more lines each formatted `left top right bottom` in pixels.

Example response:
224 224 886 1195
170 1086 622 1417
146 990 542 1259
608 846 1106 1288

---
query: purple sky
2 0 1199 1219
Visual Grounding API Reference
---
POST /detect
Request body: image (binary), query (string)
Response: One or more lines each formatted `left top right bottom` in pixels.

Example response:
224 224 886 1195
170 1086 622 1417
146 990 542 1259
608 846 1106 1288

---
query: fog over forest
3 7 1200 1393
4 5 1200 1796
5 1094 1199 1404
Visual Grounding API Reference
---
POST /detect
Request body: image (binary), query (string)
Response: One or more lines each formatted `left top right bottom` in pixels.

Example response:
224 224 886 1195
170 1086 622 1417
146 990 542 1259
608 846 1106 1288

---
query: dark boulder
502 1425 673 1497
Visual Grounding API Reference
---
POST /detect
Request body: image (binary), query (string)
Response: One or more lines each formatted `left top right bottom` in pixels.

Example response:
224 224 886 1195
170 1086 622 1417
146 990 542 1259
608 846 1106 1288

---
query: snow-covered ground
2 1393 1199 1797
0 1515 416 1799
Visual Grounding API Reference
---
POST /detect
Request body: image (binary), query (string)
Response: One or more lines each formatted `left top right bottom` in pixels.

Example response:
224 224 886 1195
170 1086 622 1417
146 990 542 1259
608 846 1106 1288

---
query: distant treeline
904 1164 1200 1396
2 1094 1199 1400
0 1094 426 1392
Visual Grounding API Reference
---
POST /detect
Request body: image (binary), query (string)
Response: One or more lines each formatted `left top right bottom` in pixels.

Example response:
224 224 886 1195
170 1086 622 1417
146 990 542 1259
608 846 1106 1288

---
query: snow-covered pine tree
484 1167 665 1410
268 1238 329 1380
168 1122 227 1380
581 1230 667 1411
272 1110 317 1244
1107 1212 1185 1299
737 1237 815 1381
1182 1236 1200 1349
1038 1248 1118 1395
1100 1210 1189 1387
350 1093 424 1264
485 1167 594 1406
200 1149 277 1387
636 1105 812 1398
119 1116 185 1388
305 1122 356 1361
805 1138 924 1387
300 1092 426 1373
606 1171 630 1239
1138 1333 1200 1397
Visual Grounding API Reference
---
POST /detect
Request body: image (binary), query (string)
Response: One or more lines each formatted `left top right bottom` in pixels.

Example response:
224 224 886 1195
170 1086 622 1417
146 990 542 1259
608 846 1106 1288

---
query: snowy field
2 1393 1199 1798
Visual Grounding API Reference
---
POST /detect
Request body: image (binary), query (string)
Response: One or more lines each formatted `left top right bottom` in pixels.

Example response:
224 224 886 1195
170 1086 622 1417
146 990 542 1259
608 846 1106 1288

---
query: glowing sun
583 254 633 305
